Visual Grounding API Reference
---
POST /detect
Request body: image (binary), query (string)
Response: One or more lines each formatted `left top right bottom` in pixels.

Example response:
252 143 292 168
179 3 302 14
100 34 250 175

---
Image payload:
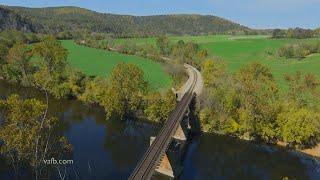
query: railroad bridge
129 65 202 180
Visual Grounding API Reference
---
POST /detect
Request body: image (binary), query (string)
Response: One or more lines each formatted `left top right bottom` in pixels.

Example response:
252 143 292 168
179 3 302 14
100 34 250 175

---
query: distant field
116 35 320 90
61 40 172 90
200 37 320 90
114 35 268 46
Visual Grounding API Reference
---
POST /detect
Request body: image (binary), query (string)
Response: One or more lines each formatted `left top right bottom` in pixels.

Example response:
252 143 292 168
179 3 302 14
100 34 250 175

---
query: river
0 80 319 180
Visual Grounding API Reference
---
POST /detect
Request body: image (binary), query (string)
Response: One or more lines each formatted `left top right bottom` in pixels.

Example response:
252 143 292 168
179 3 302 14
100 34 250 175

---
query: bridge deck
129 68 198 180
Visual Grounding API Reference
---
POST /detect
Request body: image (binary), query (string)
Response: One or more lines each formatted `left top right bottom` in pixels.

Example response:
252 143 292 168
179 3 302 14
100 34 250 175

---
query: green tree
65 68 86 97
277 107 320 146
156 36 170 56
314 28 320 37
102 63 149 120
0 95 72 178
236 63 279 141
6 43 32 83
32 36 70 98
200 59 239 133
202 59 226 88
144 91 177 123
171 40 185 63
0 43 8 65
284 72 320 108
272 29 286 38
79 77 108 104
32 36 68 75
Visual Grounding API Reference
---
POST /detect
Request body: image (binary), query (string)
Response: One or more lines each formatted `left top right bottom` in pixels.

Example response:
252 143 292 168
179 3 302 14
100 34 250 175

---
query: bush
277 108 320 147
278 42 320 59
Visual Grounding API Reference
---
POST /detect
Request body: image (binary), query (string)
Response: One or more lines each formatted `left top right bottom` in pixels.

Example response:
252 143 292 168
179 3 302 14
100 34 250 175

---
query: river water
0 80 319 180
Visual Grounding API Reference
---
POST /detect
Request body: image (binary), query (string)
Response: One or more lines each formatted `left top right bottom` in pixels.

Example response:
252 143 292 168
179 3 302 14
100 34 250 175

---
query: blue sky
1 0 319 29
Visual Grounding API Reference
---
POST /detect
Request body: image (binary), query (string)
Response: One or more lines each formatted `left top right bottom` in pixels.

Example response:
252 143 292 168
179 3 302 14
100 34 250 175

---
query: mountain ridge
1 5 250 36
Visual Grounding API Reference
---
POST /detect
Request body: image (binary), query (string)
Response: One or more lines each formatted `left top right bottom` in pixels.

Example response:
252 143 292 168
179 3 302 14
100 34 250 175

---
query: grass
114 35 268 46
199 37 320 90
61 40 172 90
116 35 320 91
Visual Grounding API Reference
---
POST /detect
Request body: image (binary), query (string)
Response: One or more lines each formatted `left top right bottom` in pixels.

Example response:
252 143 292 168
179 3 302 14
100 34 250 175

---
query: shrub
278 42 320 59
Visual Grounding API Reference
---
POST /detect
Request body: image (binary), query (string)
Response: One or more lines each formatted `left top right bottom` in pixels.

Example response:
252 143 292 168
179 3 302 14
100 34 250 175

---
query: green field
200 37 320 89
114 35 269 46
61 40 172 90
116 35 320 90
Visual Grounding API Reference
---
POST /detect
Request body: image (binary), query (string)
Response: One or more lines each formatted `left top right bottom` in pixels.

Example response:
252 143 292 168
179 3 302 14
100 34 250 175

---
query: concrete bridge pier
150 114 191 179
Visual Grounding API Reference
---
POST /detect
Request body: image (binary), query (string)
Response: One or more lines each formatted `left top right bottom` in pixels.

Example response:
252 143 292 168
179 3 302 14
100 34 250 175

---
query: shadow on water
180 133 320 180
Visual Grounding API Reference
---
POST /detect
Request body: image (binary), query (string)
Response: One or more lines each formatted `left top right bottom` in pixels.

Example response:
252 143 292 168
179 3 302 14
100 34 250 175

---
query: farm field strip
61 40 172 90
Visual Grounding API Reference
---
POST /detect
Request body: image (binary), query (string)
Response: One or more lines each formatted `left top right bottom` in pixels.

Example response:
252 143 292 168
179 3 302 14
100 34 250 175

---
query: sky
0 0 319 29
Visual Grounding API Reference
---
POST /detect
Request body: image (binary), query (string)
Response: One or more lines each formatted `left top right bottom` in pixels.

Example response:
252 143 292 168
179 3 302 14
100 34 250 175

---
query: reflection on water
1 80 320 180
180 134 320 180
0 81 158 179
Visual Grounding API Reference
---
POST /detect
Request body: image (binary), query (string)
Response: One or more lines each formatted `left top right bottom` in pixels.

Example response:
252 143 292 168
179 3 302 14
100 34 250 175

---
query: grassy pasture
61 40 172 90
114 35 268 46
116 35 320 90
200 37 320 90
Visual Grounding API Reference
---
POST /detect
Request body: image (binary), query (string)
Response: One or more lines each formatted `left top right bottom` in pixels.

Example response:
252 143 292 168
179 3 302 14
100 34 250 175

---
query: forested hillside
2 6 249 36
0 6 35 32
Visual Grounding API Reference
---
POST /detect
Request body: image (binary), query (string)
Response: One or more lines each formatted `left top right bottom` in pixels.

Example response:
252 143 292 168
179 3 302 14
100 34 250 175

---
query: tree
32 36 70 98
32 36 68 75
171 40 186 63
197 49 208 60
314 28 320 37
202 59 226 88
183 42 200 66
284 72 320 108
200 59 239 133
292 28 313 39
6 43 32 83
144 91 177 123
65 68 86 97
156 36 170 56
0 43 8 65
0 94 72 178
277 107 320 146
102 63 149 120
272 29 286 38
236 63 279 140
79 77 108 104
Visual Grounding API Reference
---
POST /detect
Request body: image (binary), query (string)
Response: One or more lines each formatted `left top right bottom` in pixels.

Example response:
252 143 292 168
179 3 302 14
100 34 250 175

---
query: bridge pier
150 115 190 179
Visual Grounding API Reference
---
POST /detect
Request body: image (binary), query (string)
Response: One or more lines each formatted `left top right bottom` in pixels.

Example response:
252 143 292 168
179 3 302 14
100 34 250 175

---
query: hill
0 6 35 32
4 6 249 36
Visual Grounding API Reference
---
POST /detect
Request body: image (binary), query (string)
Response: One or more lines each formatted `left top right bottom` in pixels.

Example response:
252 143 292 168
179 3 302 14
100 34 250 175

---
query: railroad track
129 67 198 180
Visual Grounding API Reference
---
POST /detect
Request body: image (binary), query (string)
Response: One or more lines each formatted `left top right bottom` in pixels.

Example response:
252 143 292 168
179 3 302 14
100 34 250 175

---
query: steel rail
129 67 198 180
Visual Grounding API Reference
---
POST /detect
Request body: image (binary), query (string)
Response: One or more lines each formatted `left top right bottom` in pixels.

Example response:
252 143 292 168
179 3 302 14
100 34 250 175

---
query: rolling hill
1 6 249 36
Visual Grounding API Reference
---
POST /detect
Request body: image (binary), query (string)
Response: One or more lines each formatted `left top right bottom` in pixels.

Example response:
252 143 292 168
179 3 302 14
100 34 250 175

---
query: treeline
278 42 320 59
0 30 177 123
272 28 317 39
2 6 249 37
200 60 320 148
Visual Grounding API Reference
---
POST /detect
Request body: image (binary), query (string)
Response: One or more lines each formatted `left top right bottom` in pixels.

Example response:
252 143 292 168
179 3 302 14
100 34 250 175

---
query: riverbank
203 129 320 159
277 141 320 159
